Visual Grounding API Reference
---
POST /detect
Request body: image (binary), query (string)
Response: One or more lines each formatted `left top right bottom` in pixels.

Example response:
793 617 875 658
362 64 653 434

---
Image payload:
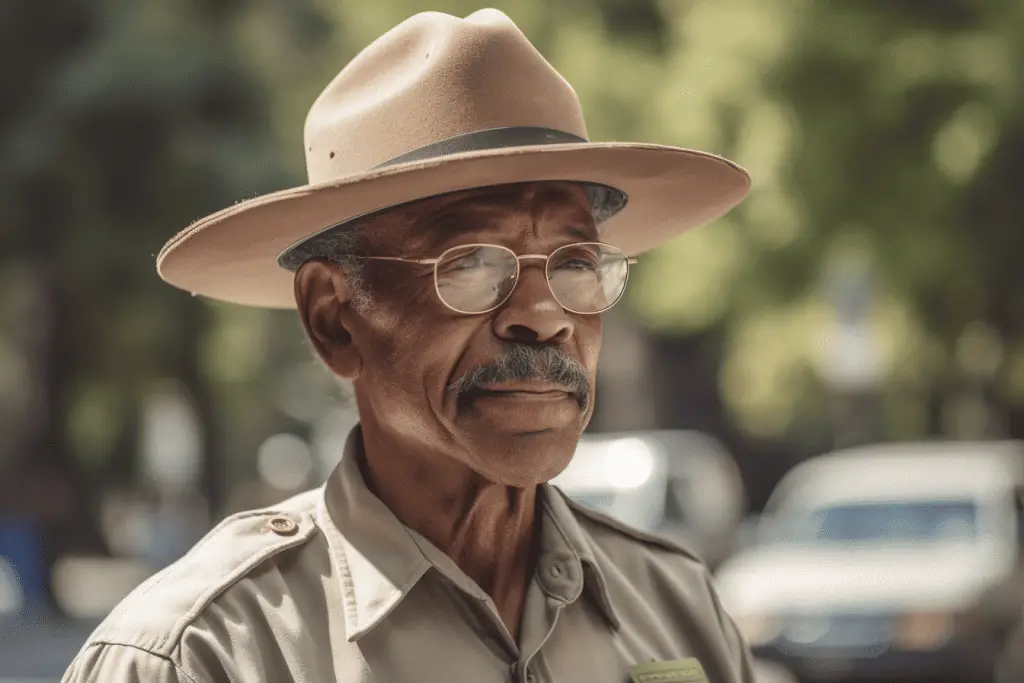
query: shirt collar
536 482 622 630
318 426 621 640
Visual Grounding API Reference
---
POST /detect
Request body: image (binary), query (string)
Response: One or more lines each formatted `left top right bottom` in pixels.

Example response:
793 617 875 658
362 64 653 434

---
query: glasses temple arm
365 255 440 265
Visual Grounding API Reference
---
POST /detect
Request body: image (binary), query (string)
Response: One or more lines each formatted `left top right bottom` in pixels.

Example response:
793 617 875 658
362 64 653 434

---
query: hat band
374 126 588 168
278 127 628 271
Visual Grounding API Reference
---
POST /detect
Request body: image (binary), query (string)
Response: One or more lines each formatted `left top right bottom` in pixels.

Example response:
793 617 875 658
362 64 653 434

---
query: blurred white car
715 441 1024 683
0 557 22 618
552 430 746 567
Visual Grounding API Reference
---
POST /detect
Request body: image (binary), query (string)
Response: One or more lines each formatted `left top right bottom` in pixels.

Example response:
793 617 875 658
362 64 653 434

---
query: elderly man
63 9 752 683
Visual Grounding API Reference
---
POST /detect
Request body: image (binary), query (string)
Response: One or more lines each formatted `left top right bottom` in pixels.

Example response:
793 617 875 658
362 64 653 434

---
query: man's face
297 182 603 487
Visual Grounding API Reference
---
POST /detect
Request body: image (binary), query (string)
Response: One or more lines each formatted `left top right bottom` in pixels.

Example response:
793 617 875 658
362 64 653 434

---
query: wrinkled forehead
385 180 598 236
428 181 590 223
431 181 592 216
368 181 611 253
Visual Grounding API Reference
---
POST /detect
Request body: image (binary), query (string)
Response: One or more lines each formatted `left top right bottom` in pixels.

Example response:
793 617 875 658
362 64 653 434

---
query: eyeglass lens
434 243 629 314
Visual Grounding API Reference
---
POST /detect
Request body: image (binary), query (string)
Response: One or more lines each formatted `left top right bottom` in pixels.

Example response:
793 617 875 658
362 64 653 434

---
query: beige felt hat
156 8 750 309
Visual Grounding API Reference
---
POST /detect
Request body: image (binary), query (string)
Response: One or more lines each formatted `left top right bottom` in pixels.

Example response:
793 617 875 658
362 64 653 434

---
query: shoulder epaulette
89 489 321 656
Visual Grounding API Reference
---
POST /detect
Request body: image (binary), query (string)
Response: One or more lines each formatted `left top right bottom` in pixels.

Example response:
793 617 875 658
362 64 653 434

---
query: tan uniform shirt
63 431 755 683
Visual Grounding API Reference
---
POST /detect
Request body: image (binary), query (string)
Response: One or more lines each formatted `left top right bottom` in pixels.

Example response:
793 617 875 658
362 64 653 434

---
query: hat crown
303 9 589 184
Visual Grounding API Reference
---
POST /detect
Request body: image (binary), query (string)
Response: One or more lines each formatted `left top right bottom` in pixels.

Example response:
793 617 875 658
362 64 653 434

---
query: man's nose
492 265 574 344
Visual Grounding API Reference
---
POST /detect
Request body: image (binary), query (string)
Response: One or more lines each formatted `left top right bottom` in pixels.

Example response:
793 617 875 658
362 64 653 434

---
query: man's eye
565 259 599 271
446 255 483 272
553 256 601 274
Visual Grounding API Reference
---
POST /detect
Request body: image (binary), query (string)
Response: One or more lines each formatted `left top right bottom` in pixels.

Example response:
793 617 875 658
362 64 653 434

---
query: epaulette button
266 515 299 536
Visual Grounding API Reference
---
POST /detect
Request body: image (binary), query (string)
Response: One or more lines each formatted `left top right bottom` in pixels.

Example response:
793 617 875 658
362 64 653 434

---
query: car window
0 557 23 616
783 500 978 544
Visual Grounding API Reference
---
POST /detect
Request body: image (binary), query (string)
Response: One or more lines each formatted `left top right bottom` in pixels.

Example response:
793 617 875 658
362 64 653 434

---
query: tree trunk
4 259 109 613
174 298 222 521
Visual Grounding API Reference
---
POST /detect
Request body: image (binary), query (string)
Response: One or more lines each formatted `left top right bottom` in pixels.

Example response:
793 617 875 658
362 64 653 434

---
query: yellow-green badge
628 658 709 683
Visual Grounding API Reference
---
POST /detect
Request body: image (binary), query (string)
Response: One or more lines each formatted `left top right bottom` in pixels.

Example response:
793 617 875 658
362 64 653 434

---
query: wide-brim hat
157 9 750 309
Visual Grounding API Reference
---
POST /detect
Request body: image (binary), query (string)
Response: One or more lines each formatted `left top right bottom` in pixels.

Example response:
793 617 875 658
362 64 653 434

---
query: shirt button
526 673 537 683
266 515 298 535
547 562 563 579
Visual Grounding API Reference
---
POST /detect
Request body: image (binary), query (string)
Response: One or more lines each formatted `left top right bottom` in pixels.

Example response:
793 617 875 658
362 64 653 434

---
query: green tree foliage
0 0 294 602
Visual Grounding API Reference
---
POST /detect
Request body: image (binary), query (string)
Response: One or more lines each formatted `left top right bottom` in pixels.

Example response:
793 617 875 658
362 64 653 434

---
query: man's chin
457 422 581 487
471 457 574 489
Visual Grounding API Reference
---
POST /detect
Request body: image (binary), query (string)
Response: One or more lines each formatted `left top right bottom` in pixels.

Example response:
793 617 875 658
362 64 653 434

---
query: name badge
628 658 709 683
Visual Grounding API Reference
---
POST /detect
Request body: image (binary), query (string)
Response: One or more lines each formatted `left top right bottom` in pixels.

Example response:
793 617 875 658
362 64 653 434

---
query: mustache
448 343 591 408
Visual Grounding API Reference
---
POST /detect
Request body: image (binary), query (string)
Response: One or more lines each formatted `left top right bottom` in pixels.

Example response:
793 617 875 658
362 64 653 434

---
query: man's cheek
583 330 602 366
386 275 436 310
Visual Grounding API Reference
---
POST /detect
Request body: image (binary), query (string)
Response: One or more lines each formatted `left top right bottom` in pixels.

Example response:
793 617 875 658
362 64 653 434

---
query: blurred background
1 0 1023 681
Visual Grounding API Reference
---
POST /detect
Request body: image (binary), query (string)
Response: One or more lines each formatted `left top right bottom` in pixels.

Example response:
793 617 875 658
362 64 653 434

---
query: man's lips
472 381 574 398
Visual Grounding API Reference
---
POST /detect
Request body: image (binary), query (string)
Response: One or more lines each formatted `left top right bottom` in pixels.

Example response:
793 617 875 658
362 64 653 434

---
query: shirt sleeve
62 643 197 683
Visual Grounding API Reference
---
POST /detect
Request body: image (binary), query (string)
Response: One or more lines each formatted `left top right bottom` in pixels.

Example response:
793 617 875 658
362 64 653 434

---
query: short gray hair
291 226 373 311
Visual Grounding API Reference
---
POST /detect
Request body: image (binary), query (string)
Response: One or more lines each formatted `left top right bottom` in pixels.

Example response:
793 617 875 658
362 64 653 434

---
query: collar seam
319 485 436 643
316 493 361 637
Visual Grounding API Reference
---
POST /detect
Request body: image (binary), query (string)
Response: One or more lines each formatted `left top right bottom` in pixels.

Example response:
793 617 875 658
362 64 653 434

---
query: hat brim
157 142 750 309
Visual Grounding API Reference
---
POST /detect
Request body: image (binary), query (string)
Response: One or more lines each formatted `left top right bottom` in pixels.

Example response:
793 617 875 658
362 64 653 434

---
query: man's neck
356 428 540 642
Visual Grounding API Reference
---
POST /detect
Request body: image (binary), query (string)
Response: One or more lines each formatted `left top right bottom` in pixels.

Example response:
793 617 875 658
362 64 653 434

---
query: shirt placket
511 549 582 683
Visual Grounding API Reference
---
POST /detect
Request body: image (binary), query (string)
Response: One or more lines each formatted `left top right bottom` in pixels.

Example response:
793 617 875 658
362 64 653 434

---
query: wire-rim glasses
364 242 637 315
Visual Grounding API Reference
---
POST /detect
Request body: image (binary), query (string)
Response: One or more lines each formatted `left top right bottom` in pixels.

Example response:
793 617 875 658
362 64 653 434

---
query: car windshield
782 500 978 544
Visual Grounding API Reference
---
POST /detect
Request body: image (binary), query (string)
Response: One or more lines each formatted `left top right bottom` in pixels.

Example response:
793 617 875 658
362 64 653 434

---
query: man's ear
294 260 363 380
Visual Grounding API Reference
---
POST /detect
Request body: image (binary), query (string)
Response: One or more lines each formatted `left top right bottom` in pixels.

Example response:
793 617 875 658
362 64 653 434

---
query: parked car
551 430 746 568
714 441 1024 683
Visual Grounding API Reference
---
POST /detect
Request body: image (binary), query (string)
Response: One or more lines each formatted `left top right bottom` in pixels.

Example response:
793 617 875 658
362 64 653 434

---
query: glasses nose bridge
515 253 550 265
508 253 550 283
503 252 557 306
429 243 629 316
